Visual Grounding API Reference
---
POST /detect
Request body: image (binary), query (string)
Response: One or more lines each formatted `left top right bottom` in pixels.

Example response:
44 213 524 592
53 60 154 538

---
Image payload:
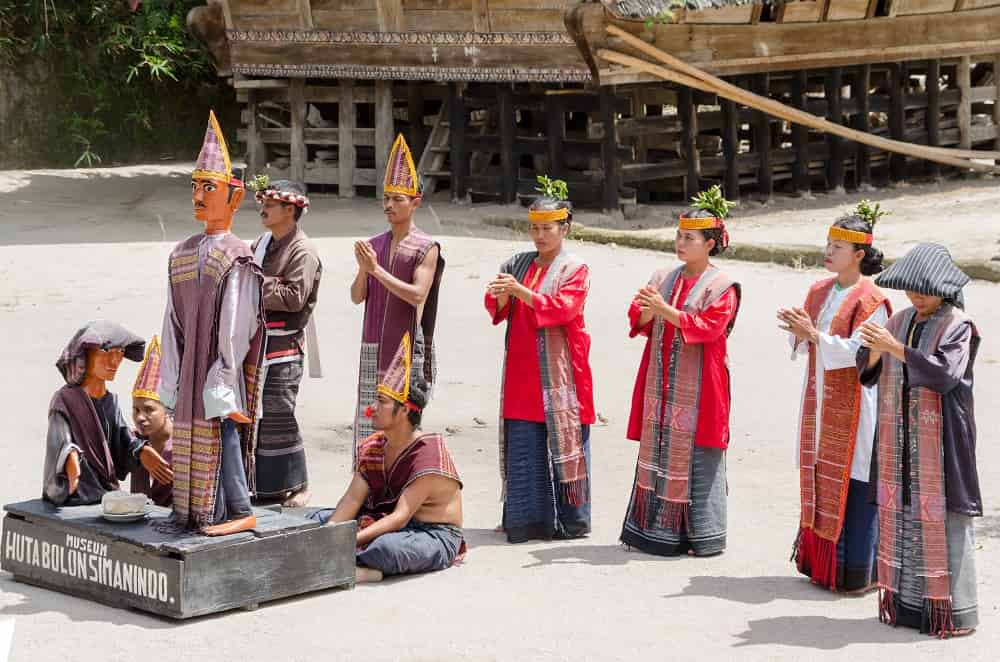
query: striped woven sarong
255 357 308 497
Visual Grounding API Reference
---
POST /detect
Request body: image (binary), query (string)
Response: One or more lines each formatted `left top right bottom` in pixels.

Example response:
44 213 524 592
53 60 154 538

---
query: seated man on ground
311 333 463 582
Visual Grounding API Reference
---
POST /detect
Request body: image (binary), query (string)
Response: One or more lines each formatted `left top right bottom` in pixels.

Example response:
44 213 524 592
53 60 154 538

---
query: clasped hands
354 240 378 275
776 307 818 344
487 273 530 302
633 286 671 319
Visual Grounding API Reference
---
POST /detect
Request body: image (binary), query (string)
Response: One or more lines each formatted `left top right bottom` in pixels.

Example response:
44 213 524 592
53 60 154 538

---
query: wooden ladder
416 99 450 196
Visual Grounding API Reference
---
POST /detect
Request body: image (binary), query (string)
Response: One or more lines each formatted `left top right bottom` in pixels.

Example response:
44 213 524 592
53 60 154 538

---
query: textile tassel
795 528 838 590
789 527 804 563
926 598 955 638
560 479 588 507
878 587 897 625
660 500 689 533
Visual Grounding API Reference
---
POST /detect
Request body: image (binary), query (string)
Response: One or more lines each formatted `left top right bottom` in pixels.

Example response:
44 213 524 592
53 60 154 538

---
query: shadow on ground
664 574 854 604
733 615 928 649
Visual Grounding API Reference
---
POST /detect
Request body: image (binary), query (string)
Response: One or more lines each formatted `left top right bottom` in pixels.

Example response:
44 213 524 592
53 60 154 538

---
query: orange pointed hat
383 134 419 197
132 335 162 402
376 332 423 411
193 110 243 187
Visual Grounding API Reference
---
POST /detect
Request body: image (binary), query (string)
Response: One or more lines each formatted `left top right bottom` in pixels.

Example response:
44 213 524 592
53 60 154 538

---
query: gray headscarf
56 320 145 385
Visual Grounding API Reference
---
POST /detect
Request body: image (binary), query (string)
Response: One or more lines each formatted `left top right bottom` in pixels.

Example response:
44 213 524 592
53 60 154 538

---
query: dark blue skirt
502 419 591 544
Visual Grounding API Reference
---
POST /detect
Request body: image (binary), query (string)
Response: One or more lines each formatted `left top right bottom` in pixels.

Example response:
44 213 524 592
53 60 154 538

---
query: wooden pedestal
1 499 356 619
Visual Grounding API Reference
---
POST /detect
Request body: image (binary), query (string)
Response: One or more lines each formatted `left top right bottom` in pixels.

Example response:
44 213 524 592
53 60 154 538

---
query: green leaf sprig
248 173 270 193
535 175 569 201
690 184 735 219
854 199 889 229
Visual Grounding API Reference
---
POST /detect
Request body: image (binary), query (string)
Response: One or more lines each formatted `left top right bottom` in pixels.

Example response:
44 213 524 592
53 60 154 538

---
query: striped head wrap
679 213 730 250
383 134 420 197
193 110 243 188
132 336 162 402
875 242 969 307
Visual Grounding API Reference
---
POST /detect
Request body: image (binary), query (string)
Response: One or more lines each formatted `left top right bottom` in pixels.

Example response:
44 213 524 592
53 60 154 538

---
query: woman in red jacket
485 185 594 544
621 186 741 557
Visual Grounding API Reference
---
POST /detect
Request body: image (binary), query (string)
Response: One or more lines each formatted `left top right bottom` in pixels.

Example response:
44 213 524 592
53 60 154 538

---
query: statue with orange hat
349 134 444 458
158 111 266 536
129 336 176 508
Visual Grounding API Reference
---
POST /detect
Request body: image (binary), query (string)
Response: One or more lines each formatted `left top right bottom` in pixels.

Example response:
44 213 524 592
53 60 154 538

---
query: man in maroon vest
159 111 266 536
350 134 444 456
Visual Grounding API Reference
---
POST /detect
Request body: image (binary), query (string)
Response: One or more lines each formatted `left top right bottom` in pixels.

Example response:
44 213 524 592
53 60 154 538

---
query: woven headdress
383 134 419 197
132 335 162 402
253 177 310 214
376 332 423 412
193 110 242 187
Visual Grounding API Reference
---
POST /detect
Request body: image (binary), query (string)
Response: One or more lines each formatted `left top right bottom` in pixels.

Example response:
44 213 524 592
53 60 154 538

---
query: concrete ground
0 165 998 661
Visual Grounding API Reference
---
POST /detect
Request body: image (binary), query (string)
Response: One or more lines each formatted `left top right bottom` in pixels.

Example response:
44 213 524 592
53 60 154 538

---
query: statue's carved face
85 346 124 383
132 396 168 440
192 178 244 233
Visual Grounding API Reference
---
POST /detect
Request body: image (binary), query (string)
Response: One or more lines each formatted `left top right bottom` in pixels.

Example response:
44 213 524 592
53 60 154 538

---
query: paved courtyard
0 167 997 661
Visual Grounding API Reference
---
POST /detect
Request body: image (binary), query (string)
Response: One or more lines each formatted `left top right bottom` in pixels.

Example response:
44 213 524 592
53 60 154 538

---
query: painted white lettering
3 530 15 562
101 558 112 586
30 537 40 567
41 541 51 570
158 573 168 603
88 555 98 582
112 560 122 590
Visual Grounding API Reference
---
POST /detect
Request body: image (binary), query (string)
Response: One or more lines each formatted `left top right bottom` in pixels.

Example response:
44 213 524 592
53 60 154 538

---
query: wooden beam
752 74 773 200
926 59 941 179
888 63 906 182
994 54 1000 153
958 55 973 150
544 94 567 181
339 79 356 198
599 86 621 213
449 83 469 202
289 78 306 185
791 71 811 193
374 79 394 199
233 79 290 90
825 68 845 191
721 97 740 201
218 0 234 30
853 65 872 187
471 0 490 31
407 81 426 163
375 0 403 31
297 0 314 29
679 86 701 200
498 85 517 204
246 90 261 179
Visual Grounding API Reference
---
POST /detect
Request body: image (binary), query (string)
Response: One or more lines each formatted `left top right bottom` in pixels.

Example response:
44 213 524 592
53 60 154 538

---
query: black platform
1 499 356 619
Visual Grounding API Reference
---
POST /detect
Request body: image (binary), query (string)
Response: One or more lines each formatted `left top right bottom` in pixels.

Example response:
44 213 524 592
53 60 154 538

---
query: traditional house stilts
188 0 1000 210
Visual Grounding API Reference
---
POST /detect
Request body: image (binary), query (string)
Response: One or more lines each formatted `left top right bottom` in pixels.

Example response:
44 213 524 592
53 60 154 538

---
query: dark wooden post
791 71 810 194
374 80 394 199
544 93 566 181
679 86 701 200
599 86 621 213
289 78 306 185
246 89 260 178
498 84 517 204
721 97 740 201
888 62 906 183
338 79 356 198
407 81 426 164
448 82 468 202
993 55 1000 154
752 73 773 200
926 59 941 180
825 68 845 191
853 65 872 188
957 55 972 150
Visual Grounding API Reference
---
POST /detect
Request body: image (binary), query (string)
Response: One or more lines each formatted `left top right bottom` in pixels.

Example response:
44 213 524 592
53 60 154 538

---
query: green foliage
248 173 271 192
535 175 569 201
643 1 685 29
690 185 735 219
0 0 231 168
854 199 890 228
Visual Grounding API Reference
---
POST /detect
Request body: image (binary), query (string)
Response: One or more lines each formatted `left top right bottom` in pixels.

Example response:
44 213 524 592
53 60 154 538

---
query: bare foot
355 567 384 583
202 514 257 537
282 487 312 508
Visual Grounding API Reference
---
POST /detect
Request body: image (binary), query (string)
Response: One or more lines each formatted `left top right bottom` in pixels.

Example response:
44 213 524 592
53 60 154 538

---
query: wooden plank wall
232 57 999 205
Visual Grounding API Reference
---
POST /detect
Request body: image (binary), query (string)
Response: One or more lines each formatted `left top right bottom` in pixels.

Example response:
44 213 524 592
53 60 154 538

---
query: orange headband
828 226 873 245
528 208 569 224
679 216 723 231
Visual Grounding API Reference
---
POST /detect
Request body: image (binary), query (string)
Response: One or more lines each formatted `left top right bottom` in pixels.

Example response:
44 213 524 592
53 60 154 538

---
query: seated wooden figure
43 321 170 506
129 336 175 507
310 332 464 583
159 110 266 537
